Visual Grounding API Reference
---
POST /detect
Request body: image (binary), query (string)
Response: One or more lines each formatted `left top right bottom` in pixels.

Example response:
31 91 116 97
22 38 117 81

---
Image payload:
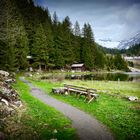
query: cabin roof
71 63 84 68
27 56 32 59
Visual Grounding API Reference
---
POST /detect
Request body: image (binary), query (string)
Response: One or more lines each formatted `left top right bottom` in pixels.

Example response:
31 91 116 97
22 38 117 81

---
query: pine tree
43 20 55 68
51 12 66 68
0 0 18 71
114 54 129 71
0 0 29 71
62 16 74 64
94 48 106 69
74 21 81 36
53 26 65 68
15 0 36 54
53 11 58 26
15 27 29 70
72 21 81 62
14 3 29 70
32 23 49 70
82 23 95 70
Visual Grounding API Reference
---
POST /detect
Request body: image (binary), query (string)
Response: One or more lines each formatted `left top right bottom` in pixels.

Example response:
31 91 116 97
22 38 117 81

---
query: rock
6 106 15 115
29 67 33 72
0 69 22 136
9 72 16 78
24 73 32 77
65 91 69 95
13 101 22 107
0 76 4 82
128 96 138 101
0 70 20 109
1 99 9 106
2 82 12 89
9 103 18 109
5 79 16 84
0 70 9 77
53 129 58 134
0 85 19 102
0 105 15 117
52 87 65 94
92 93 99 99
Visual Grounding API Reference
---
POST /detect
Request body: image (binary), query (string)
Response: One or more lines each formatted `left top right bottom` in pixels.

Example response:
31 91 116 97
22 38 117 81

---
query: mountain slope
118 32 140 50
96 39 120 48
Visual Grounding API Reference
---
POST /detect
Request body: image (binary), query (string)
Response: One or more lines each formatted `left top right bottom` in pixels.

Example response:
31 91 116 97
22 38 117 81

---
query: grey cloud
34 0 140 41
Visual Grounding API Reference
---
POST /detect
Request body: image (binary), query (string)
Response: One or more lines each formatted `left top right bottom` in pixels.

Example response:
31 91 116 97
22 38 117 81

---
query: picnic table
52 84 99 103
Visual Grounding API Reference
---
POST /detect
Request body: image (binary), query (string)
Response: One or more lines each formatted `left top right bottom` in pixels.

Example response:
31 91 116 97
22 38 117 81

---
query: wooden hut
71 63 85 72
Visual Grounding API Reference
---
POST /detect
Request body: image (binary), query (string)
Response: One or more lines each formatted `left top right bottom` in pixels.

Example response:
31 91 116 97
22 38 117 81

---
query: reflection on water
65 72 140 82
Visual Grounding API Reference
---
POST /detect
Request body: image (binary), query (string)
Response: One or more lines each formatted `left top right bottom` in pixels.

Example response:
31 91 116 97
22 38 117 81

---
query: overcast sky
34 0 140 41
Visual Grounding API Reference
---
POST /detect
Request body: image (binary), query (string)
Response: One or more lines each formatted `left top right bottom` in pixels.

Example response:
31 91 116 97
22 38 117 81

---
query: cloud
34 0 140 41
116 3 140 40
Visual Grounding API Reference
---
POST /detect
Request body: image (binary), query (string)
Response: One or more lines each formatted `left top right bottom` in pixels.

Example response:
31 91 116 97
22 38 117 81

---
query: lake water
65 72 140 82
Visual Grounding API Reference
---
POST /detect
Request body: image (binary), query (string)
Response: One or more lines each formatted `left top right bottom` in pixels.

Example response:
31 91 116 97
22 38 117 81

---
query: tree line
120 44 140 56
0 0 128 71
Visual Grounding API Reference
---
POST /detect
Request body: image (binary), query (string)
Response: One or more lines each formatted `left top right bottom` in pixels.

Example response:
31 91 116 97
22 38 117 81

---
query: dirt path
20 77 114 140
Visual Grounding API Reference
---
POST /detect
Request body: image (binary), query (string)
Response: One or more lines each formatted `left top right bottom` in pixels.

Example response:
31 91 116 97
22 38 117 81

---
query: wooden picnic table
52 84 99 103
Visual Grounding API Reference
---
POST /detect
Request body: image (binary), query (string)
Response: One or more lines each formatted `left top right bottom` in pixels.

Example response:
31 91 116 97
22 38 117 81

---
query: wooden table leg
88 97 95 103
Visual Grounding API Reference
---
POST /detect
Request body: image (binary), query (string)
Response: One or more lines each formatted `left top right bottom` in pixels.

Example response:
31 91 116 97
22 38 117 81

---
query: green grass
12 79 78 140
65 80 140 97
28 78 140 140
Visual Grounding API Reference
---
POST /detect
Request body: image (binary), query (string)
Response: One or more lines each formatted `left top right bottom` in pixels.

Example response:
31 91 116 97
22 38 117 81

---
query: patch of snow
118 31 140 49
96 39 120 48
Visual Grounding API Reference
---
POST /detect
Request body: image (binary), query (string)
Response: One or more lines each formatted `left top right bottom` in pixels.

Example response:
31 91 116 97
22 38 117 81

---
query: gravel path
20 77 114 140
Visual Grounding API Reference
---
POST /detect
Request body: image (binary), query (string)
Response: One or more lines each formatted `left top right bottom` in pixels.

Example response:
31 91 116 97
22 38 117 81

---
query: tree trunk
45 65 47 71
39 64 41 71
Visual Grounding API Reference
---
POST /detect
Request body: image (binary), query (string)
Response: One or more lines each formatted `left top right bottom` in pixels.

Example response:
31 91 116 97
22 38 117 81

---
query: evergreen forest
0 0 129 71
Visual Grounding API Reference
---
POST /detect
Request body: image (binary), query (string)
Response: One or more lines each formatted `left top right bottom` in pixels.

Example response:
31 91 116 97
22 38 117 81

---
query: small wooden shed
71 63 85 72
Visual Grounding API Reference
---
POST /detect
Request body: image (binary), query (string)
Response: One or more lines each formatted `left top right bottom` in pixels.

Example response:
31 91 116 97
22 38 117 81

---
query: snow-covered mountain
117 32 140 50
96 31 140 49
96 39 120 48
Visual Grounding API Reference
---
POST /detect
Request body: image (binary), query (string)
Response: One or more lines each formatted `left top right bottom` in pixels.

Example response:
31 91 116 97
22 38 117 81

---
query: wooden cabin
71 63 85 72
27 55 33 65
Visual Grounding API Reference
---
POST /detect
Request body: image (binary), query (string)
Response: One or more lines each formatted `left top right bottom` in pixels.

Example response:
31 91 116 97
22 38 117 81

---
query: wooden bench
64 84 99 103
52 84 98 103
